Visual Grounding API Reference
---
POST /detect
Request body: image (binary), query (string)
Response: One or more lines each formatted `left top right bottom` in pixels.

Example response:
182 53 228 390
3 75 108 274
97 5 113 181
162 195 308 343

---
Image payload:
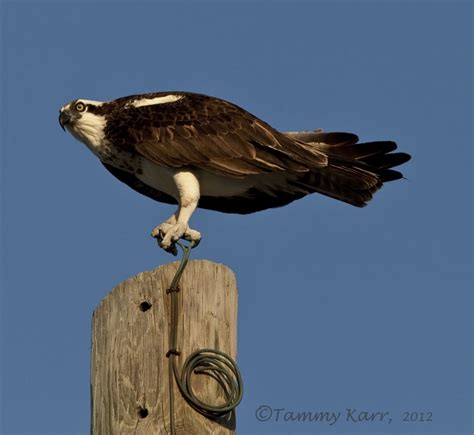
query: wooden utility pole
91 259 238 434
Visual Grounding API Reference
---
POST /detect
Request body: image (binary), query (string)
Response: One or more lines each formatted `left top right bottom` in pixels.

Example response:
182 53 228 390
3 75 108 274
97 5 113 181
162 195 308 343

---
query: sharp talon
158 239 177 256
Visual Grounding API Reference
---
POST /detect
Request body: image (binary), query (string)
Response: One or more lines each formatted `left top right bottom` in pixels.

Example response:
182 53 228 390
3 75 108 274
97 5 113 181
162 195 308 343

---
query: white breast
137 160 181 198
137 159 253 199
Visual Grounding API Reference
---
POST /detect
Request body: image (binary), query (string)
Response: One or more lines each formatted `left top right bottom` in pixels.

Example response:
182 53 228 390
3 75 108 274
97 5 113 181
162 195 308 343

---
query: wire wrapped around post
166 241 243 435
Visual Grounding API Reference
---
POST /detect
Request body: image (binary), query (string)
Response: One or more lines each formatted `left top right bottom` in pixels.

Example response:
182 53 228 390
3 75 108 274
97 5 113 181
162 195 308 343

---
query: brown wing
103 92 328 177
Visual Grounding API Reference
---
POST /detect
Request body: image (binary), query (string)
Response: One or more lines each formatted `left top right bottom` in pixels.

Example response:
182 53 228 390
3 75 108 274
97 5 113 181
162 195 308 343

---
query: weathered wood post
90 259 238 434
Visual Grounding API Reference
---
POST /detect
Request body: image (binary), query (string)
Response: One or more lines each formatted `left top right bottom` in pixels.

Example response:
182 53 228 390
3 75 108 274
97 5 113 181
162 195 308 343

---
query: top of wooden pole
91 259 238 435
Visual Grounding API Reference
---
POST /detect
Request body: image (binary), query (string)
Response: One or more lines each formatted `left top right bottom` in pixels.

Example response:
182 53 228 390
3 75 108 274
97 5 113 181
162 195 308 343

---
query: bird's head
59 99 107 149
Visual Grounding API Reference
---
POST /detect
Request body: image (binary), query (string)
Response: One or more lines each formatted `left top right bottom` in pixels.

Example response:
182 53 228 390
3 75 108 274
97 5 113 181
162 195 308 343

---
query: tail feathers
329 141 397 159
360 151 411 171
291 164 382 207
330 145 411 182
284 130 410 173
284 130 411 207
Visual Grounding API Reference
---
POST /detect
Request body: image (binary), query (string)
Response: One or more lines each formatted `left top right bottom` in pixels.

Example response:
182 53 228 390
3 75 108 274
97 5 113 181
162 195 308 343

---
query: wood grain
91 260 238 434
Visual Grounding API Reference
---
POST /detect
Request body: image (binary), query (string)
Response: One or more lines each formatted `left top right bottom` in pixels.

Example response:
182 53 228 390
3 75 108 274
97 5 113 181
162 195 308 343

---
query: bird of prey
59 91 410 254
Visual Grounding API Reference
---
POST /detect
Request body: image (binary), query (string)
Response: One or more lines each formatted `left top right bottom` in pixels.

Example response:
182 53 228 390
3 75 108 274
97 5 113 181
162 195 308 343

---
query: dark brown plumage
95 92 410 213
61 91 411 253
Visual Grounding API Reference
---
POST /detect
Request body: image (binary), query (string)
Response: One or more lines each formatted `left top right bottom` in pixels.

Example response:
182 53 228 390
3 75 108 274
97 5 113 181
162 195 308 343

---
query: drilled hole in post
137 407 149 418
139 301 152 312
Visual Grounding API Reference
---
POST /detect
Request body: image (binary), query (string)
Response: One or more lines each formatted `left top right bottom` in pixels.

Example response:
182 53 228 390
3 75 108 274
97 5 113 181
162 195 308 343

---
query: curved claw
163 242 179 256
151 232 178 256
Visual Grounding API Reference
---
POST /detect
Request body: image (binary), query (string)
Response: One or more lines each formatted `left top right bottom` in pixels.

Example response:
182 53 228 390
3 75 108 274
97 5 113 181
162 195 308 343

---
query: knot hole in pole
139 301 152 312
137 406 149 419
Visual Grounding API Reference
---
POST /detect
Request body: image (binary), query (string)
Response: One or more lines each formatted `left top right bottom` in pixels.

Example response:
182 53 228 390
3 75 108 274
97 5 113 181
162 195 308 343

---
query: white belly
136 159 254 199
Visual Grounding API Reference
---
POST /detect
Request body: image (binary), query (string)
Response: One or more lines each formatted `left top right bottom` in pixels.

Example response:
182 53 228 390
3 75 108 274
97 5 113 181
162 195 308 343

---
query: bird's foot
151 222 201 256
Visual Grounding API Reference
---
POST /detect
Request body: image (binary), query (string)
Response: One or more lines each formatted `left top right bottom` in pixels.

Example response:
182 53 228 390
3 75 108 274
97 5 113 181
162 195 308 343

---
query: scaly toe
151 222 201 254
183 228 202 245
160 223 187 249
151 222 174 239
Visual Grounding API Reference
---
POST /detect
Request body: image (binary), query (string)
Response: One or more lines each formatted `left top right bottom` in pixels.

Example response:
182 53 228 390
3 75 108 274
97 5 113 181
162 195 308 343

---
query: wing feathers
106 93 328 177
285 131 359 146
102 93 409 210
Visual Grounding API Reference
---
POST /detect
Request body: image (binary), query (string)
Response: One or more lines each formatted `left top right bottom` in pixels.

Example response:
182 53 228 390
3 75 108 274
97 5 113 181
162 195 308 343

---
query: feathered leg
151 170 201 255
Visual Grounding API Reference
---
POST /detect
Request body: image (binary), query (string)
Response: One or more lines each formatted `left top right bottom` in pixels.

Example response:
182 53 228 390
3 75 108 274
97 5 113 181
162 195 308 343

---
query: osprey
59 91 410 255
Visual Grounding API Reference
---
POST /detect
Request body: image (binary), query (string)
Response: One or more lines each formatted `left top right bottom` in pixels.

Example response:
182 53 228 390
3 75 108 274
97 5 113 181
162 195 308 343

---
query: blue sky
1 1 472 434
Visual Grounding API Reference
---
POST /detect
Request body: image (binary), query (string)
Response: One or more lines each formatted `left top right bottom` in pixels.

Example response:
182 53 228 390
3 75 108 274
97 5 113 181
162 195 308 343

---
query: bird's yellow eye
75 102 86 112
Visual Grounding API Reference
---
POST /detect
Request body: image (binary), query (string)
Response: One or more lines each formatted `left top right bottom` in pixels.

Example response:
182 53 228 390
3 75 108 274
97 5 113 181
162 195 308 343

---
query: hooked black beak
59 111 71 131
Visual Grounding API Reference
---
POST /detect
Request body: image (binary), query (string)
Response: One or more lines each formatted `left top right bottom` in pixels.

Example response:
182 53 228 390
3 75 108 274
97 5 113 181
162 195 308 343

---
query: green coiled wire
166 240 243 434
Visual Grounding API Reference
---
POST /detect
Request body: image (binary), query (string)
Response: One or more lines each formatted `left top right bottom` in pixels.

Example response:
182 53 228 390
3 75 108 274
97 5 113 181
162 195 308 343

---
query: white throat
67 112 107 155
